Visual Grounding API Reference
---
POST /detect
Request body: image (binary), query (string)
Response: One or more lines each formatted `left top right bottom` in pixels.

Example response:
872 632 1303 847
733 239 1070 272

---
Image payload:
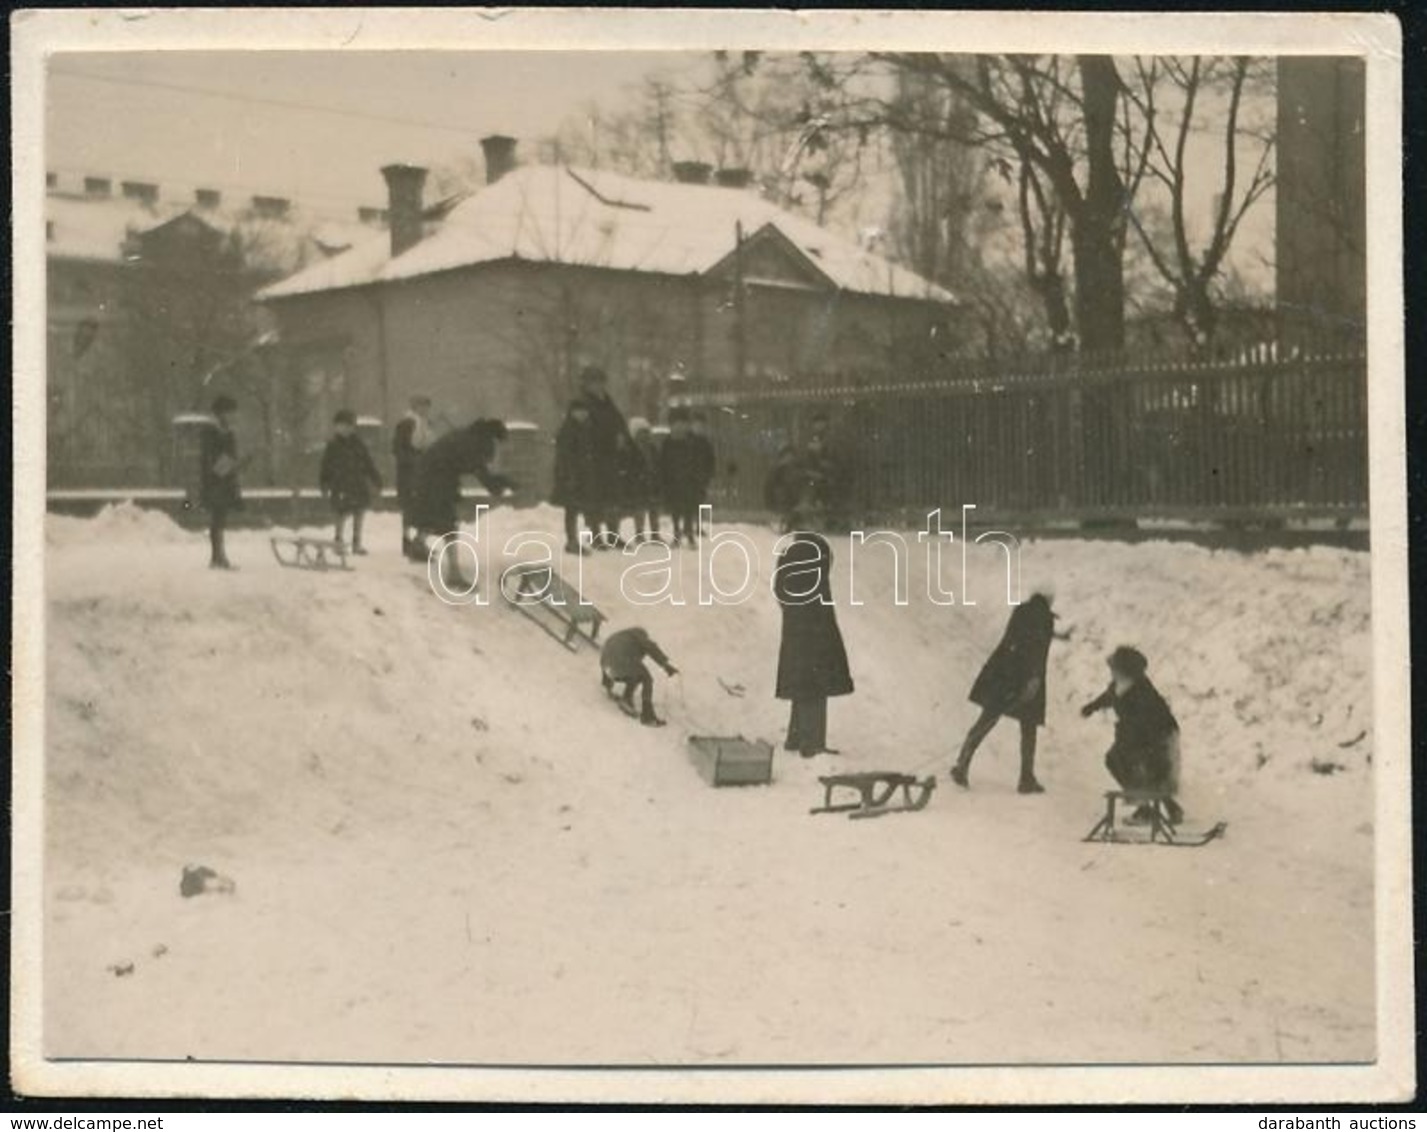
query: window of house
195 189 222 209
84 177 111 197
46 171 57 190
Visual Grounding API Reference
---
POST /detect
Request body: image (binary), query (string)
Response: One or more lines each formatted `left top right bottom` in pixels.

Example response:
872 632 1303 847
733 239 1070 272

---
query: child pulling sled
600 627 678 727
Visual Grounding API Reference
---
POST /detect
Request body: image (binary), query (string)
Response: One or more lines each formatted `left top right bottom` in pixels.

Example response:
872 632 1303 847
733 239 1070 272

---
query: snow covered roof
257 165 957 305
45 194 174 264
45 192 377 273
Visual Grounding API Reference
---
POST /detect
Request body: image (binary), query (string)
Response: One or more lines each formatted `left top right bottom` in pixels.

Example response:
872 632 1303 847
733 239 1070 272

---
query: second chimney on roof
672 161 713 185
381 164 428 258
480 135 517 185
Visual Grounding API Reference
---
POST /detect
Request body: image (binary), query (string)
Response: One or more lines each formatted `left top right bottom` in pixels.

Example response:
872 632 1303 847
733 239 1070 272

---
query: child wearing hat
319 409 383 555
1081 646 1184 825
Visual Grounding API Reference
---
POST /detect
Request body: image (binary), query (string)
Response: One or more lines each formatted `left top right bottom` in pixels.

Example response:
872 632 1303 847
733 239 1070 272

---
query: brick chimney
380 164 428 258
480 135 517 185
672 161 713 185
714 168 753 190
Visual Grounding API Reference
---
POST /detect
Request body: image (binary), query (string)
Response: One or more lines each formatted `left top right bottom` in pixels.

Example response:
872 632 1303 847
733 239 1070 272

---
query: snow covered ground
42 503 1375 1066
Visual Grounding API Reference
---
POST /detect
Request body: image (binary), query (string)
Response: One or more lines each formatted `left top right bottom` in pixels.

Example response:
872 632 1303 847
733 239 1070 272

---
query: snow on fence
682 344 1369 521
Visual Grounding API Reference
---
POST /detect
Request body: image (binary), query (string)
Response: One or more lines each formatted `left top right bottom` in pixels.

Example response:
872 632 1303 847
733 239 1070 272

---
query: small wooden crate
687 735 774 787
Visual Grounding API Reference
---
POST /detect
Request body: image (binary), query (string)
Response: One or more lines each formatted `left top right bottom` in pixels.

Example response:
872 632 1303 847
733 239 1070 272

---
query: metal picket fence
679 344 1370 523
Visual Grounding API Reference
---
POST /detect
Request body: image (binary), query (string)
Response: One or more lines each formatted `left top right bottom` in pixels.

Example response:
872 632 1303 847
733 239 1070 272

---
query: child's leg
953 707 1000 782
208 505 229 566
334 510 348 546
564 507 581 549
784 700 802 751
634 667 655 720
352 509 366 552
1017 720 1044 792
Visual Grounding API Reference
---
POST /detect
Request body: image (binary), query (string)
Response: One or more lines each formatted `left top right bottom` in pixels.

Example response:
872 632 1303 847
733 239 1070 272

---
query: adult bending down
408 418 515 547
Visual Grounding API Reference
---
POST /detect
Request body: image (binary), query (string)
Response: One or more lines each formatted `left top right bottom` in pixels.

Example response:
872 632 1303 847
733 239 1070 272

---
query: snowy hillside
43 504 1375 1065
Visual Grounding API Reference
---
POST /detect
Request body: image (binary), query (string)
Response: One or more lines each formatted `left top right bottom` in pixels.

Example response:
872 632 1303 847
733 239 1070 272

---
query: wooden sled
270 536 351 571
498 562 606 651
811 772 937 820
1083 790 1227 847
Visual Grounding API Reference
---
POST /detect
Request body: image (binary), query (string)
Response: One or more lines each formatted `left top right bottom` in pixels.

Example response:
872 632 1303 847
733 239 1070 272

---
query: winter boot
1017 777 1045 795
1163 797 1185 825
1125 804 1155 826
949 763 969 788
640 706 666 728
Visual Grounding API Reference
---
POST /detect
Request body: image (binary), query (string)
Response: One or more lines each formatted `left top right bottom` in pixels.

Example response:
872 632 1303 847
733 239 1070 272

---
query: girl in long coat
951 586 1059 793
774 531 854 758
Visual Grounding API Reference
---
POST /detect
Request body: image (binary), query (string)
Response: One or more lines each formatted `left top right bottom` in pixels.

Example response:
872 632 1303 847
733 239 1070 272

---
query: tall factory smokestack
380 164 428 258
480 135 517 185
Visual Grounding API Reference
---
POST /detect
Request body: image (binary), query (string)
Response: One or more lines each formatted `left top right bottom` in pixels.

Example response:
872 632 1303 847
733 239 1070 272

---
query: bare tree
1122 56 1276 350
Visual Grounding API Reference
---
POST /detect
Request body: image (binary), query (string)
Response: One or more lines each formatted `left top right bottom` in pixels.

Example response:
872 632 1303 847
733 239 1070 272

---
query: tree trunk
1072 56 1127 355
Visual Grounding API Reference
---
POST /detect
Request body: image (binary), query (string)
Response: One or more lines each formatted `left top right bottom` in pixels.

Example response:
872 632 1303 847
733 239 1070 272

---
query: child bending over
601 627 678 727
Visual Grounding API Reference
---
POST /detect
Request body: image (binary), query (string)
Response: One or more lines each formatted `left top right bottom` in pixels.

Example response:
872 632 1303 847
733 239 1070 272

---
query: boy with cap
1081 646 1184 825
320 409 383 555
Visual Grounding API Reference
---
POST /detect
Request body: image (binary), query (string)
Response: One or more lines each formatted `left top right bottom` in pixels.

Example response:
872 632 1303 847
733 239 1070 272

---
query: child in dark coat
622 417 664 543
552 400 598 554
951 585 1063 794
320 410 383 554
660 408 715 547
774 531 854 758
600 627 678 726
199 394 244 570
1081 646 1184 824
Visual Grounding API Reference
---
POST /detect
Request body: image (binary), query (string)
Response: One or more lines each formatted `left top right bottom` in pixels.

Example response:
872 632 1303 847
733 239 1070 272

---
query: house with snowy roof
256 135 960 441
45 176 383 487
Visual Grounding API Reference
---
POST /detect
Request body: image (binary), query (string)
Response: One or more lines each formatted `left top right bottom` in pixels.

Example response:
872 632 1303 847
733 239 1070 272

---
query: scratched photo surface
35 37 1387 1079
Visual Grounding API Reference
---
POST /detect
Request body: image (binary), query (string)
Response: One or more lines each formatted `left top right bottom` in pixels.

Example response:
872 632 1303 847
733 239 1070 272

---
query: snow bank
40 506 1376 1066
46 500 195 549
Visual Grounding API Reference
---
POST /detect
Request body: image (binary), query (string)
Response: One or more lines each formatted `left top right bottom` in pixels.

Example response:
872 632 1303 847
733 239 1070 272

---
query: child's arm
643 638 678 676
1080 685 1115 717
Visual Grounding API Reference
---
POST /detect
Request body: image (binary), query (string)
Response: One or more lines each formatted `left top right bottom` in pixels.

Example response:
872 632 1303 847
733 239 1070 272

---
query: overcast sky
45 51 702 214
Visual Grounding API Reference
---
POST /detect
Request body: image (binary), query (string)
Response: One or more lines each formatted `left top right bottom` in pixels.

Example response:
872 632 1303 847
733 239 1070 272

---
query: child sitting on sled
1081 645 1184 825
601 627 679 727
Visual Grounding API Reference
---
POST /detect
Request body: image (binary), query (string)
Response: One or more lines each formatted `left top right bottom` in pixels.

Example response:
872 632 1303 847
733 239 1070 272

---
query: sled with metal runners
1082 790 1226 847
499 562 606 651
270 536 351 571
810 772 937 820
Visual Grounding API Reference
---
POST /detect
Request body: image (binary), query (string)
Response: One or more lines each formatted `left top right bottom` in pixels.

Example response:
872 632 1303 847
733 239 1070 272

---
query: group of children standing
553 366 716 554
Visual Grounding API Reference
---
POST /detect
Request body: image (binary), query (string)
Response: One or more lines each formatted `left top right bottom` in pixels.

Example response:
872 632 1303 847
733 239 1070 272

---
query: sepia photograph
9 8 1412 1106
